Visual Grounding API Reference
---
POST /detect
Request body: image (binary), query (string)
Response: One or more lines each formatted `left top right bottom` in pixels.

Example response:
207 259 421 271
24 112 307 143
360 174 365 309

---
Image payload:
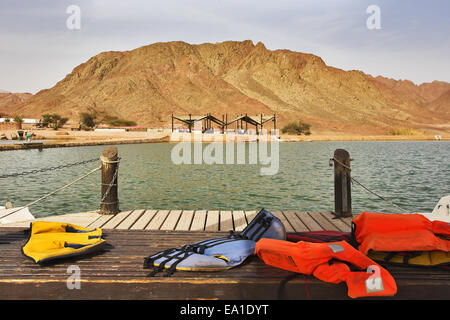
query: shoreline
0 136 171 151
1 134 448 151
280 134 449 142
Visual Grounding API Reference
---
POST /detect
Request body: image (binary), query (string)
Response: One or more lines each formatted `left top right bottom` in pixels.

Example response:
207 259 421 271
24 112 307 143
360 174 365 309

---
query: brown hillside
426 89 450 115
0 92 32 116
1 40 449 134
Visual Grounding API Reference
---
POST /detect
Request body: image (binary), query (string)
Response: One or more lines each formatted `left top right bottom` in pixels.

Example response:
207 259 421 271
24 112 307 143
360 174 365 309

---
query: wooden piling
260 114 263 134
99 146 120 215
188 114 192 133
333 149 352 217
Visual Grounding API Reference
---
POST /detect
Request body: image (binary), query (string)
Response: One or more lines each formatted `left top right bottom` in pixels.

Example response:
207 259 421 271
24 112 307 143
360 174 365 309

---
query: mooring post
332 149 352 217
260 114 263 134
188 114 192 133
99 146 120 215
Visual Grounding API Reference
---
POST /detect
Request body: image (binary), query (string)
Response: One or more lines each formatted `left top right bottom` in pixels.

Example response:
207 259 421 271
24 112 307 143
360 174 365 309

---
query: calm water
0 139 47 145
0 141 448 218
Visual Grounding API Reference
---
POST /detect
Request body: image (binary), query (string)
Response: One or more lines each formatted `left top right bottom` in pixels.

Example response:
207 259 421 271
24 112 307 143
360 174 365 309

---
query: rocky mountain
1 40 448 134
0 92 32 116
426 89 450 115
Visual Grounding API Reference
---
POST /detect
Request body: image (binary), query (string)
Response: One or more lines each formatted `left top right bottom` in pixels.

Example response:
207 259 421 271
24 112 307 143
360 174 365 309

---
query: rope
100 158 120 205
331 157 408 213
0 158 99 179
0 166 101 221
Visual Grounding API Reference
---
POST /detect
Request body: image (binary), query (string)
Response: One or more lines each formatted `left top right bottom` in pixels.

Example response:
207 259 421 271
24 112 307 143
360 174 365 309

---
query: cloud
0 0 448 92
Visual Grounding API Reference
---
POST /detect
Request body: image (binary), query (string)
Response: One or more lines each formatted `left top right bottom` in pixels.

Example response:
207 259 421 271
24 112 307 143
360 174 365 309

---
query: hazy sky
1 0 449 93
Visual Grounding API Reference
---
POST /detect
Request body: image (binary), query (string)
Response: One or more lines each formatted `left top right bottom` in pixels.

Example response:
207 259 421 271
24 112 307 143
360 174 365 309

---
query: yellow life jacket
368 250 450 268
22 221 106 264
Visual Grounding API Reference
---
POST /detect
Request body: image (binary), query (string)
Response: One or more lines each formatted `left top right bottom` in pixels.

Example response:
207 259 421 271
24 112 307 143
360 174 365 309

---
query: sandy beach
0 128 448 151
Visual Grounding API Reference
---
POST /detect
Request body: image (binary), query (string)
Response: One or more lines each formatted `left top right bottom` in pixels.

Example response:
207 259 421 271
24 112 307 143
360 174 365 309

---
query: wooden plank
282 211 308 232
1 228 448 300
1 212 102 228
272 211 294 233
294 212 323 231
130 210 158 230
145 210 170 230
115 209 146 230
175 210 194 231
319 211 352 232
308 211 339 231
41 212 101 228
220 211 233 231
88 214 114 228
244 210 257 224
232 210 247 232
102 210 133 229
205 210 219 231
340 216 356 228
160 210 182 231
190 210 207 231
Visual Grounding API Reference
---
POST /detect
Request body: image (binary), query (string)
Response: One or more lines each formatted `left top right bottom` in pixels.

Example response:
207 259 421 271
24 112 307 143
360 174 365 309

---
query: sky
0 0 449 93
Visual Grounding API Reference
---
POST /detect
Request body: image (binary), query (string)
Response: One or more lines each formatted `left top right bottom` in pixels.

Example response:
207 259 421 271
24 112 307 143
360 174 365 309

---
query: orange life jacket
352 212 450 255
255 239 397 298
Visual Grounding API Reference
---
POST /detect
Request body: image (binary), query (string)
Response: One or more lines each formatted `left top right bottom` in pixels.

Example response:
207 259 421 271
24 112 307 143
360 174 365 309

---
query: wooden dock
0 210 354 232
1 210 449 300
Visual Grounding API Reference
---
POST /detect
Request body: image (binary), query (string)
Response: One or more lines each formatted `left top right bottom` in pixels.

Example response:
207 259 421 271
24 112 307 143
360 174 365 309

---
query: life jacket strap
144 235 247 277
145 245 202 277
143 209 285 276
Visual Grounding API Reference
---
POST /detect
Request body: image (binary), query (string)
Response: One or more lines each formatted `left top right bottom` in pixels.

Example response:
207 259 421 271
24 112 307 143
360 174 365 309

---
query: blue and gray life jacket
143 208 286 277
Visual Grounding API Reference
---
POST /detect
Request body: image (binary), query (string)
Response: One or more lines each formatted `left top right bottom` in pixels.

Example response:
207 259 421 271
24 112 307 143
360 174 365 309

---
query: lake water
0 139 47 145
0 141 448 218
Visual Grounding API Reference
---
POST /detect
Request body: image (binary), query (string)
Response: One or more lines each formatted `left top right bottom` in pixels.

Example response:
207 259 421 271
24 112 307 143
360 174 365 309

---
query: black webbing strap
163 246 198 277
349 222 359 249
143 247 176 268
196 236 247 254
403 251 422 265
241 214 264 239
146 246 192 277
143 210 274 277
247 215 273 241
383 252 398 263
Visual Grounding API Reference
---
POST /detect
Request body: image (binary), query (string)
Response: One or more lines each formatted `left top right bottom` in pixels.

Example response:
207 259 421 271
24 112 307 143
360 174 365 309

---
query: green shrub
80 112 96 128
389 127 422 136
281 120 312 135
42 114 52 127
102 115 137 127
13 116 23 123
41 113 68 129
